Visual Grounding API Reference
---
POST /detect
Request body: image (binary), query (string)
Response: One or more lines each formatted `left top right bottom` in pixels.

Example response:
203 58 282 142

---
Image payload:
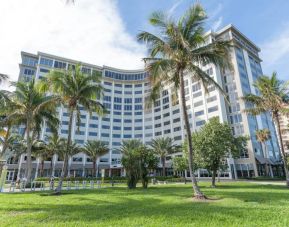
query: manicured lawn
1 182 289 226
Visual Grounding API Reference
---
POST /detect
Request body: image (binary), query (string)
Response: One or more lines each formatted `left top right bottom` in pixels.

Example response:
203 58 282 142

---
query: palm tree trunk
162 157 166 177
93 160 96 178
275 114 289 186
179 70 205 199
25 118 33 184
41 159 44 177
55 109 74 193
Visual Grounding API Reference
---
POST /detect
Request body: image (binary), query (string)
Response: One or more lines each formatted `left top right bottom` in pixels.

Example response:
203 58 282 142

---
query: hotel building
6 24 283 181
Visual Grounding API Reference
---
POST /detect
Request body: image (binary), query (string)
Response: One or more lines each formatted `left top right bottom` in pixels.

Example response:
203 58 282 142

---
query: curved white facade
7 24 282 180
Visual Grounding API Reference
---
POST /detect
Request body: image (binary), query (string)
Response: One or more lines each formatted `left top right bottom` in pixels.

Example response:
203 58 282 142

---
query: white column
34 158 40 179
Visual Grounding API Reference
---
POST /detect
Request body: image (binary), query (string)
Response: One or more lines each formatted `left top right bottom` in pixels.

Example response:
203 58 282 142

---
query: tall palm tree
137 3 231 199
44 134 66 177
255 129 272 177
3 79 58 183
151 137 175 177
83 140 109 177
243 72 289 186
40 64 105 193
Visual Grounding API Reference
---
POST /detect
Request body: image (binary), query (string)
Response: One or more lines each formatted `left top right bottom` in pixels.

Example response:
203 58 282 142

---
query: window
194 100 203 107
125 84 132 88
173 118 180 123
114 111 121 115
163 112 170 118
135 126 142 130
115 90 122 94
195 110 204 117
163 97 169 104
73 157 83 162
102 117 110 121
102 125 110 129
174 136 182 141
164 121 170 126
174 126 181 132
162 90 168 96
145 125 152 129
88 132 97 136
124 119 132 123
104 96 111 102
101 133 109 137
193 91 202 98
135 90 142 94
135 105 142 110
145 133 153 137
163 104 169 110
114 104 122 110
91 116 98 120
135 134 142 138
113 126 121 130
40 68 50 73
135 98 142 103
62 121 68 125
135 119 142 123
89 124 98 128
24 68 35 75
208 106 218 113
196 120 206 126
61 129 68 134
124 98 132 104
173 109 180 114
154 108 161 112
192 83 201 92
124 127 132 130
164 129 171 134
155 115 161 120
54 61 66 69
124 112 132 115
155 131 162 136
113 119 121 123
104 81 112 86
114 97 122 103
155 123 161 128
113 134 121 138
40 57 53 67
207 96 217 103
115 83 122 87
75 139 84 144
123 134 132 138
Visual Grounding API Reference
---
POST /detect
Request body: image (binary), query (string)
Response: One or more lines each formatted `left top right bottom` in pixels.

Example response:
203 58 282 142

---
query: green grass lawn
1 182 289 227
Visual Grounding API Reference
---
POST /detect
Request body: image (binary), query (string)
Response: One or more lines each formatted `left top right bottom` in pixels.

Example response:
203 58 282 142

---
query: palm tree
120 140 143 189
255 129 272 177
44 134 66 177
151 137 175 176
243 72 289 186
83 140 109 177
39 64 105 193
56 140 82 183
137 3 231 199
3 79 58 183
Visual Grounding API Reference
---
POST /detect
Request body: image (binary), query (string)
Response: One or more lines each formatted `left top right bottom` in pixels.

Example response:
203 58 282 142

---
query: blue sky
117 0 289 80
0 0 288 85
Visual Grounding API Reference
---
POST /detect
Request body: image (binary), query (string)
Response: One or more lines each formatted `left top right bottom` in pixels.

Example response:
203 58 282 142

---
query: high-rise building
5 24 283 181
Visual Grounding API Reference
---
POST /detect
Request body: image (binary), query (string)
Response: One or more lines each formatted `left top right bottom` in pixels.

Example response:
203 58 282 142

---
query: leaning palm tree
3 79 58 183
83 140 109 177
39 64 105 193
151 137 175 177
243 72 289 186
137 3 231 199
255 129 272 177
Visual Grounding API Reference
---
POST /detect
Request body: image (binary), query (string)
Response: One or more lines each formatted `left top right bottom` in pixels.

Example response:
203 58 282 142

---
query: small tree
120 140 158 189
192 117 247 187
151 137 175 176
172 156 188 183
83 140 109 177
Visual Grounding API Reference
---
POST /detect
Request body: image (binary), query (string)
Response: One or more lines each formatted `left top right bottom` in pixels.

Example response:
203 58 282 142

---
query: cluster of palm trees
0 64 105 193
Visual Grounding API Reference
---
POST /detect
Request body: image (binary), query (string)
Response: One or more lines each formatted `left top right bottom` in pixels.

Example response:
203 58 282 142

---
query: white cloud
0 0 146 89
207 3 223 31
212 16 223 31
260 25 289 77
168 0 183 16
